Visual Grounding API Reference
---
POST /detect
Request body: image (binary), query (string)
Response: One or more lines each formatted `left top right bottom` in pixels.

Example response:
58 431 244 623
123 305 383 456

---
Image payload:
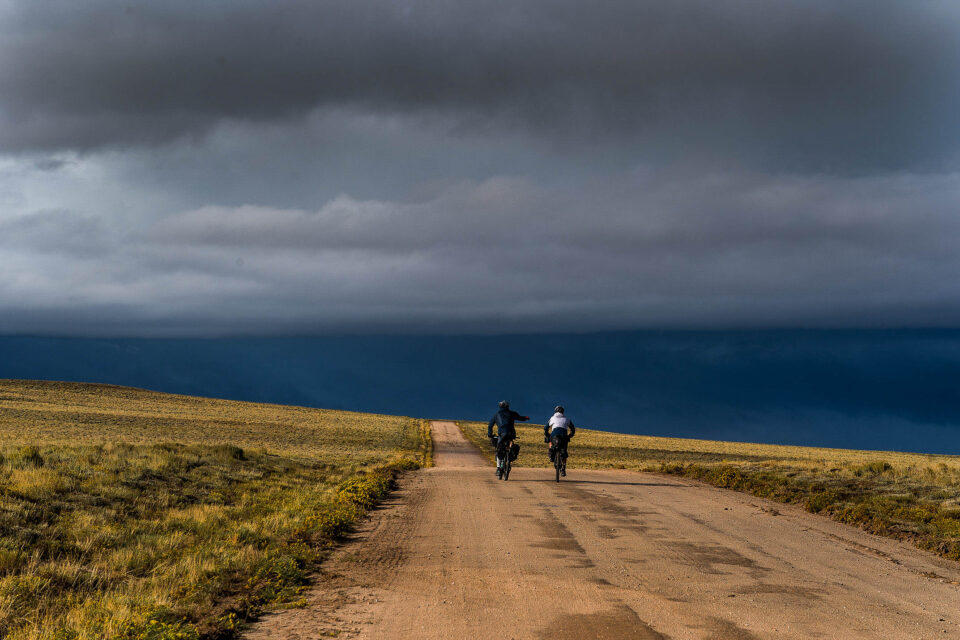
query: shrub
806 491 841 513
113 618 201 640
0 548 23 575
8 445 44 469
853 460 892 477
291 467 400 543
211 445 246 461
337 472 392 510
247 546 311 607
394 456 422 471
0 575 48 634
709 466 747 489
896 503 939 524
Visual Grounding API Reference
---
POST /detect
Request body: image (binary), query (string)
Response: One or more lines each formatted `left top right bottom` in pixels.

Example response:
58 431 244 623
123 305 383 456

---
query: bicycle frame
496 437 514 480
550 433 567 482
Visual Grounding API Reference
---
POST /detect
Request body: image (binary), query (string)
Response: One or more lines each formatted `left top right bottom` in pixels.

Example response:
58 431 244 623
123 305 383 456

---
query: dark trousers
550 432 569 461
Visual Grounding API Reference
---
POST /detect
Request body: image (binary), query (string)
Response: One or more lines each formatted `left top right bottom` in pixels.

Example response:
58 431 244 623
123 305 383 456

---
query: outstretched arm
511 410 530 421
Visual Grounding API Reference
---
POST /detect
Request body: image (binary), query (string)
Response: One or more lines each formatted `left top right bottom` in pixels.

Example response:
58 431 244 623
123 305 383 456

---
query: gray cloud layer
3 1 958 170
1 1 959 334
4 167 959 335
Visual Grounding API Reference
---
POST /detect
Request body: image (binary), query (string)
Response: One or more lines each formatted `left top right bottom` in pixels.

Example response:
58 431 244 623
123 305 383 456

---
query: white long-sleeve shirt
547 412 574 434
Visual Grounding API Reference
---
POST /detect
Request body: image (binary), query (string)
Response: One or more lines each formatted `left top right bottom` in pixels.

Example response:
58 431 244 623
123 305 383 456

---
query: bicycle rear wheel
503 457 511 480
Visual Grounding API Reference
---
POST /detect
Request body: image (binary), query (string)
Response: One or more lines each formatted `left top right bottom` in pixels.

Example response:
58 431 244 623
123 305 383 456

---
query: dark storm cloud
1 0 958 170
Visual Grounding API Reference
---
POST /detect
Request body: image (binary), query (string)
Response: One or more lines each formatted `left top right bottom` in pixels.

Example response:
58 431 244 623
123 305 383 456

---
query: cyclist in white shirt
544 405 575 476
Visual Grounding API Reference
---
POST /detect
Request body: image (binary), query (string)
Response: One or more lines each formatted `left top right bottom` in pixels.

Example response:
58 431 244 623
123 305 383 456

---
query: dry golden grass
460 419 960 562
0 380 430 640
0 380 418 467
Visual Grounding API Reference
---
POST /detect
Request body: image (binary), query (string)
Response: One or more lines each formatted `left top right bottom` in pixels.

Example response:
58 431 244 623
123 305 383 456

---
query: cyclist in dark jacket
488 400 529 477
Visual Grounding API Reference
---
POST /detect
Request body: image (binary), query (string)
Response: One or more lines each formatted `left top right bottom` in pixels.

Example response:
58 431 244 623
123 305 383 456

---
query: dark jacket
488 408 529 439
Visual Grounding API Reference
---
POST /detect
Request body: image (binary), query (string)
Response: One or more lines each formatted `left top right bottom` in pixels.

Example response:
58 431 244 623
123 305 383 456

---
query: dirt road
247 421 960 639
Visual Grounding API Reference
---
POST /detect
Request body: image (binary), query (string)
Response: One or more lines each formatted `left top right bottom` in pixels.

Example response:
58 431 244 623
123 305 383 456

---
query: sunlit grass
0 380 430 640
459 419 960 562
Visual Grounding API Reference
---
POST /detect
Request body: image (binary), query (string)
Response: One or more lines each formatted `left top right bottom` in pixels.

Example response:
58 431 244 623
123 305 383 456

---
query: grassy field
0 380 430 640
6 379 960 638
459 419 960 563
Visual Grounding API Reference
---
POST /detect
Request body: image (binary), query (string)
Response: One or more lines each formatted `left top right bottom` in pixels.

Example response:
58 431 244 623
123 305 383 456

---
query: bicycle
495 436 516 481
502 441 512 480
502 439 517 481
549 434 568 482
554 443 564 482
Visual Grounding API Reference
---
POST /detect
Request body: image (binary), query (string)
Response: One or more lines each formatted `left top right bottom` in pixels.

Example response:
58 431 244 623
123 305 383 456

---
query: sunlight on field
0 380 418 465
459 419 960 563
0 380 429 640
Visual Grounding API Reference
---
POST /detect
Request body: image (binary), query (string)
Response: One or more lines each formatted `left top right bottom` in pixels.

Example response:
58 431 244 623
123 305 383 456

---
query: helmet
554 405 564 414
499 400 510 409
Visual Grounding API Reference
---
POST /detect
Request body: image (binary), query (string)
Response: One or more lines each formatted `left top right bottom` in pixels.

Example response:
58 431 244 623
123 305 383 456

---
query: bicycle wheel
503 457 511 481
555 456 561 482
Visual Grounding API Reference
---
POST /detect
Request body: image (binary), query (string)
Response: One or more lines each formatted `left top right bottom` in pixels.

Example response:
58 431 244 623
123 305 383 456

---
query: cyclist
487 400 530 478
544 405 575 476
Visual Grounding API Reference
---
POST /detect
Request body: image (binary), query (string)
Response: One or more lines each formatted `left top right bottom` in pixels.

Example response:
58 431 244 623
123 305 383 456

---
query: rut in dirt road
246 421 960 639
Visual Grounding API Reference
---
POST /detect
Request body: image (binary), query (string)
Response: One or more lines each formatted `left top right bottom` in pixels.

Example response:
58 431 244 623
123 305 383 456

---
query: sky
2 0 959 336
